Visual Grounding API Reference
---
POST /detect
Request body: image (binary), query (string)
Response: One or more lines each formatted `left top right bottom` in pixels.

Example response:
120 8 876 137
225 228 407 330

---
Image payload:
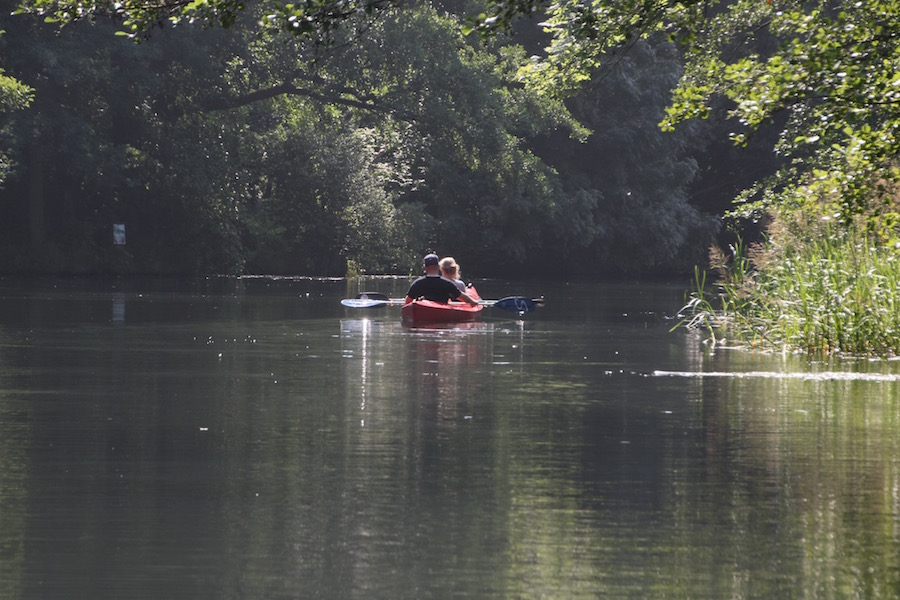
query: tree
23 0 897 226
0 12 255 272
0 1 587 275
531 38 718 275
500 0 900 233
5 0 721 276
0 27 33 189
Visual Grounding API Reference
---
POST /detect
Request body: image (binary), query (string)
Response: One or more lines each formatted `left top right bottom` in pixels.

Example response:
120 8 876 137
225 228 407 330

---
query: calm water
0 276 898 599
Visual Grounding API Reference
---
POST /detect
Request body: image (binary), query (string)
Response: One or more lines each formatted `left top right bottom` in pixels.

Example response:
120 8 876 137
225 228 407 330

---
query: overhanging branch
199 71 392 114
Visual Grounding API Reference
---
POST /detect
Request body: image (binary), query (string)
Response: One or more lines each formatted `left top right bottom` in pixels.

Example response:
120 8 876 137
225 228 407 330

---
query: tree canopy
17 0 900 230
0 28 33 187
508 0 900 233
2 0 721 276
15 0 397 41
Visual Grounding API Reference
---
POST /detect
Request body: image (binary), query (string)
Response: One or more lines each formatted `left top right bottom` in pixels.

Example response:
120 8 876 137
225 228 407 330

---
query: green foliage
240 114 417 274
470 0 900 241
319 5 592 271
662 1 900 229
511 0 687 98
1 0 719 276
681 219 900 356
0 29 33 188
530 38 718 274
0 16 255 273
18 0 900 240
0 4 571 274
674 235 752 343
15 0 397 43
0 70 33 111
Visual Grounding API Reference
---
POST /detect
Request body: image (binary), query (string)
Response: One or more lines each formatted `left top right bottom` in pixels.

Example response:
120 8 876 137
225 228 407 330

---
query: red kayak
402 286 483 324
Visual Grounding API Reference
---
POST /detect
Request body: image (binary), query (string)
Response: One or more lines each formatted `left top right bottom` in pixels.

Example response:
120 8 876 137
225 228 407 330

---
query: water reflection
666 369 900 598
112 295 125 323
0 279 898 598
340 317 499 429
337 318 510 596
0 324 26 600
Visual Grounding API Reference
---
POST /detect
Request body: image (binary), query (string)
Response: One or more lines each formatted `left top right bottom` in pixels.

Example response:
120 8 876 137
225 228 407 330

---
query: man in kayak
406 253 480 305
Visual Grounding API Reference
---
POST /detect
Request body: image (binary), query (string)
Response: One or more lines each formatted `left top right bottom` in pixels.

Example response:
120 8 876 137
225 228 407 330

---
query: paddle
485 296 544 313
341 292 544 313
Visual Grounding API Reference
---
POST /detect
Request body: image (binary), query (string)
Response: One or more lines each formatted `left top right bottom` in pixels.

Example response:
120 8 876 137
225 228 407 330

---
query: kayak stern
401 287 483 324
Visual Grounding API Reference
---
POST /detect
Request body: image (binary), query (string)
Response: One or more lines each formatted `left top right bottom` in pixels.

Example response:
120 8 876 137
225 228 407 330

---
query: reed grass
677 223 900 356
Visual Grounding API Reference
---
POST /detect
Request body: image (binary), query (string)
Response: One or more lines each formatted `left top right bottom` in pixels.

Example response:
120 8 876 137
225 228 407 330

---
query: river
0 276 897 599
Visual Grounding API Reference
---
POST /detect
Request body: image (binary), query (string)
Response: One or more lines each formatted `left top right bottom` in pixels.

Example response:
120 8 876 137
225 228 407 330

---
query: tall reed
679 223 900 356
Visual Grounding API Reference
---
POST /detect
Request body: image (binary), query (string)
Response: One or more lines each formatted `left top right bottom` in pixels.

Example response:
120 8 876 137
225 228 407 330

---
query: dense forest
0 0 759 278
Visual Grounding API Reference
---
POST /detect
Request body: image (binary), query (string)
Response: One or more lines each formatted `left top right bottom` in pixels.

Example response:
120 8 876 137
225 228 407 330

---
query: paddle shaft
343 293 544 313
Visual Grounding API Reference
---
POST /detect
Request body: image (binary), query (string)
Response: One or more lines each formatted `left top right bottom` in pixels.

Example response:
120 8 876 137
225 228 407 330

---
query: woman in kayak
439 256 467 292
406 253 479 305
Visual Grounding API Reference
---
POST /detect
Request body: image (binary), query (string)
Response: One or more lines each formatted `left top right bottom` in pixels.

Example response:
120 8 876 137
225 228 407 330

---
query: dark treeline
0 2 768 278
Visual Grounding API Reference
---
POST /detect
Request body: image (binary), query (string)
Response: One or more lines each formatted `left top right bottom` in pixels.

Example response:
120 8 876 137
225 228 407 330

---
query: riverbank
682 221 900 356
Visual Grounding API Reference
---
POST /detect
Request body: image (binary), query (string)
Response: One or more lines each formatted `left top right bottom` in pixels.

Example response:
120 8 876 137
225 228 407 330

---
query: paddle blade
490 296 541 313
357 292 391 301
341 298 389 309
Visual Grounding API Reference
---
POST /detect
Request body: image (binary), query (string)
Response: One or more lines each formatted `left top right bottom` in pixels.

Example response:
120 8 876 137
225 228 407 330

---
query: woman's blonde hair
439 257 460 278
